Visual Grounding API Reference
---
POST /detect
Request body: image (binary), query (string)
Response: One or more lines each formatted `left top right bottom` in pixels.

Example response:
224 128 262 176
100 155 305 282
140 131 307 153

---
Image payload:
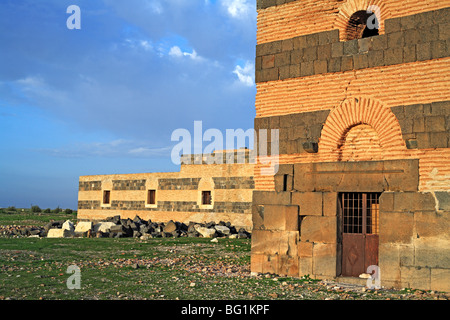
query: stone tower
251 0 450 291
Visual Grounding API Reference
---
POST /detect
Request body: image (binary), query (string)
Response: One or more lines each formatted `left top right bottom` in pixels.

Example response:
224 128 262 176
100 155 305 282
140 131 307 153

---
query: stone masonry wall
251 161 450 291
78 158 255 229
379 191 450 291
255 8 450 82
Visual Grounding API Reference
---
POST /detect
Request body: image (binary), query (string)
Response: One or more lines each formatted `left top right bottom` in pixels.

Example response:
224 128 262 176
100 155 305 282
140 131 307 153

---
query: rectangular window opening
147 190 156 205
283 174 288 192
103 190 111 205
202 191 212 205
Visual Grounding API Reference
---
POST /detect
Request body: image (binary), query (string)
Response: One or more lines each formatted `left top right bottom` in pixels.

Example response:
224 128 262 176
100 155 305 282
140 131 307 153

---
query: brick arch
319 97 406 160
338 124 383 161
334 0 390 41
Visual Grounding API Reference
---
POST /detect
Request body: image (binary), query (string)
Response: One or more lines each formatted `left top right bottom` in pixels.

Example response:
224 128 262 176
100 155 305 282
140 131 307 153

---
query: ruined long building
79 0 450 292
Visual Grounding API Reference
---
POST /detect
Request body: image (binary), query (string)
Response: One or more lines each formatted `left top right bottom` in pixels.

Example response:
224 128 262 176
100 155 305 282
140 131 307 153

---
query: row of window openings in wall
102 190 212 206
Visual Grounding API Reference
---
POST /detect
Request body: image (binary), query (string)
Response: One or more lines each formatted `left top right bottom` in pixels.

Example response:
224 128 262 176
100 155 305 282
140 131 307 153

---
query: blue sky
0 0 257 209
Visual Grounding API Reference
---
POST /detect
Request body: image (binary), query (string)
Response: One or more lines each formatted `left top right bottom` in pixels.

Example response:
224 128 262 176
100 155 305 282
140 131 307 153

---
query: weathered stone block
291 192 322 216
94 222 117 233
300 61 314 77
293 35 307 50
279 65 290 80
343 39 358 56
414 239 450 269
313 60 327 74
275 52 290 67
426 116 446 132
75 221 92 233
281 38 293 52
303 46 317 61
262 255 279 275
353 54 368 69
388 31 404 48
250 253 265 274
297 241 313 258
368 50 384 68
252 205 265 230
331 42 343 58
403 45 416 63
262 55 275 69
312 243 337 277
393 192 416 212
379 243 402 287
385 18 401 34
322 192 338 217
385 47 403 65
431 269 450 292
404 29 419 46
341 55 354 71
419 25 440 44
279 231 299 257
372 34 388 50
383 159 419 192
300 216 337 243
260 68 279 82
435 192 450 211
298 256 313 277
415 132 430 148
47 228 75 238
251 230 282 255
263 205 299 231
416 42 432 61
379 192 394 212
278 255 299 277
253 191 291 206
380 211 414 244
439 23 450 41
328 57 341 73
306 33 319 47
400 266 431 291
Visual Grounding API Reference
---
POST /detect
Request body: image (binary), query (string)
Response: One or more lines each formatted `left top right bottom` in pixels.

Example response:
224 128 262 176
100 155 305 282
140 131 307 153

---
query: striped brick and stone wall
251 0 450 292
78 150 255 230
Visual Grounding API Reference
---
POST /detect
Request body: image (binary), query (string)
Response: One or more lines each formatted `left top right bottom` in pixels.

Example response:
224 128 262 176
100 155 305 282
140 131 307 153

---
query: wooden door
341 192 380 277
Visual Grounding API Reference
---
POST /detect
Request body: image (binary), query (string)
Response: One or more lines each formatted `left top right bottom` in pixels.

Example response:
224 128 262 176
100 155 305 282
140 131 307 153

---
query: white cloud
233 61 254 86
122 38 153 51
168 45 201 61
221 0 254 19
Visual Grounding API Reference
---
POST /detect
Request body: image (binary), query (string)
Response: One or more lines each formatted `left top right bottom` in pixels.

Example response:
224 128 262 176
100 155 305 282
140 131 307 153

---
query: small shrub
7 206 17 212
65 208 73 214
43 208 51 213
52 207 62 213
31 205 42 213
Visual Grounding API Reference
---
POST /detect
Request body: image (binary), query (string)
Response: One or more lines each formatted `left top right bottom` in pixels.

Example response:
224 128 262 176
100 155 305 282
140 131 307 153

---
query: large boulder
215 225 231 236
62 220 75 232
163 220 177 233
47 228 74 238
75 221 92 233
94 222 117 233
195 226 217 238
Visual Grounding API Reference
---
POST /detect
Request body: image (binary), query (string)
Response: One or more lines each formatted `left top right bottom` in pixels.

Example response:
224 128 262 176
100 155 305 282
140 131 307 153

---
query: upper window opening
103 190 111 205
202 191 212 205
346 10 379 41
147 189 156 205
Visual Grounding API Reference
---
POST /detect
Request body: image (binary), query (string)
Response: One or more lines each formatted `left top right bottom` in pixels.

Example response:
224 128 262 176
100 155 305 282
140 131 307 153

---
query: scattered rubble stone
0 215 251 240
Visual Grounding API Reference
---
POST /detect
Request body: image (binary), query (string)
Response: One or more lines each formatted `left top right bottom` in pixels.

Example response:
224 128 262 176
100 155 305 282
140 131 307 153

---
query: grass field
0 211 448 301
